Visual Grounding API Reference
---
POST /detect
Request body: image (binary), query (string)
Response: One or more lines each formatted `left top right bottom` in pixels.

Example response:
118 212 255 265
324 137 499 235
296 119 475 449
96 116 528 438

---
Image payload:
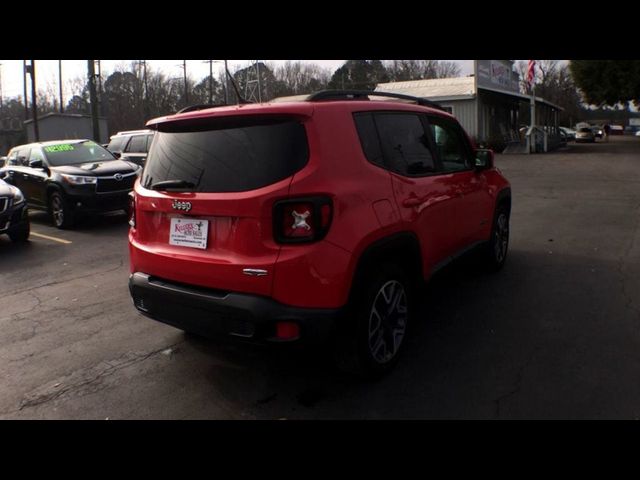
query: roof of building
24 113 108 125
376 77 476 101
376 76 563 111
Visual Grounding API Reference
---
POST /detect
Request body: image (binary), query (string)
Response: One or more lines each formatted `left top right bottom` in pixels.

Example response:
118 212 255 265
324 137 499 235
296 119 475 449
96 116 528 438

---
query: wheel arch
496 187 511 214
347 231 423 304
45 182 64 202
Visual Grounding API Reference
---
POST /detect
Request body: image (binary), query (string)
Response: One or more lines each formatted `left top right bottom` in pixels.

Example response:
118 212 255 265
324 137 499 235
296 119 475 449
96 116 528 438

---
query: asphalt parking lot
1 135 640 420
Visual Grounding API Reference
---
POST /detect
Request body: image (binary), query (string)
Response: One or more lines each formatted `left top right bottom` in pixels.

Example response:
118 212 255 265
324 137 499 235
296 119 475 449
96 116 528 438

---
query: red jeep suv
128 90 511 376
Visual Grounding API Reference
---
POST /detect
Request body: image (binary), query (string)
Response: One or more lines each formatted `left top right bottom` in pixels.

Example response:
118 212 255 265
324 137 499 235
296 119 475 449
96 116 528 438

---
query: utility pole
208 60 213 104
23 60 29 120
96 60 103 116
0 63 3 111
27 60 39 141
142 60 149 120
58 60 64 113
181 60 189 106
224 60 229 104
87 60 100 142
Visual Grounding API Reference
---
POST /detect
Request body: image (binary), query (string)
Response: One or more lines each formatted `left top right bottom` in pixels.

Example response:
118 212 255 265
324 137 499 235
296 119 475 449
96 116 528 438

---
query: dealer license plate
169 217 209 250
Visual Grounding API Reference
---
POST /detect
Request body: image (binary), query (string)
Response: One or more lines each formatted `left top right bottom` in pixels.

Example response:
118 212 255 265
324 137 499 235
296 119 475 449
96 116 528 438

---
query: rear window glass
142 117 309 193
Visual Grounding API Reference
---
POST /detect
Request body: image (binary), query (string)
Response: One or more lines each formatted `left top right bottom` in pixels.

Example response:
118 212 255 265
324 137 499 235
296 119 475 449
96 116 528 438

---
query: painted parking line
30 232 73 244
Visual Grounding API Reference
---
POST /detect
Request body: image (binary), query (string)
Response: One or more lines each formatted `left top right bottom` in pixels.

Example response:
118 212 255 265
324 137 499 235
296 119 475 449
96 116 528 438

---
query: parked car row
0 140 141 229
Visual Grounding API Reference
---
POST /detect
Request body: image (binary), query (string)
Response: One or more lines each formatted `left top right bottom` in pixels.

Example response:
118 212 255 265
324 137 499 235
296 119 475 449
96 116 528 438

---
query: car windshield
43 141 115 166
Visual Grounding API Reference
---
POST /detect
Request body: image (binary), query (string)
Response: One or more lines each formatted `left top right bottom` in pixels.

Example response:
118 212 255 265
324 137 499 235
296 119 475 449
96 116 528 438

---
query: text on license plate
169 218 209 249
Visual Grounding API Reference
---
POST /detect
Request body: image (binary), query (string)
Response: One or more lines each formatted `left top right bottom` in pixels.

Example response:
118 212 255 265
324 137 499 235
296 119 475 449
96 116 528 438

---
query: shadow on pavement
28 209 129 232
173 245 639 419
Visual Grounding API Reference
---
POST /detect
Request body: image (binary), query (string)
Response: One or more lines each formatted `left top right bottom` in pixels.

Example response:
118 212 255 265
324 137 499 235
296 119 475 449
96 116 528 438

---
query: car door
427 115 492 250
370 111 460 274
22 146 49 207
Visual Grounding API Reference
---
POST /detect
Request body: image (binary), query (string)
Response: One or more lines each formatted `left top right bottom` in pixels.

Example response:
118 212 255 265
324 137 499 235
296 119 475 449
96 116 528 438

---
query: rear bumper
128 272 341 344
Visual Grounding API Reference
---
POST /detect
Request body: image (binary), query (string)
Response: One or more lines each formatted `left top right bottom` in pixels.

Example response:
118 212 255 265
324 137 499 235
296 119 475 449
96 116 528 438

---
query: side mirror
112 151 122 159
29 159 44 169
475 149 494 170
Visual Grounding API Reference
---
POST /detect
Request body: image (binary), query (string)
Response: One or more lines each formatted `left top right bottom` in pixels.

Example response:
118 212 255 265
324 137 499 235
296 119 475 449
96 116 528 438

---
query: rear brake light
273 196 333 243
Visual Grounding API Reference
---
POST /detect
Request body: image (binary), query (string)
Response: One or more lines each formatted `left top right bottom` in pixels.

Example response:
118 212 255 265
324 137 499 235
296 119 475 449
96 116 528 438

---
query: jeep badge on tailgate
172 200 192 212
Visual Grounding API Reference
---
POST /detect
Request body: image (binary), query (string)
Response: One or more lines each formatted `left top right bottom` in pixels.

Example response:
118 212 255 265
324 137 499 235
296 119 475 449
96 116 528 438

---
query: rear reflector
276 321 300 340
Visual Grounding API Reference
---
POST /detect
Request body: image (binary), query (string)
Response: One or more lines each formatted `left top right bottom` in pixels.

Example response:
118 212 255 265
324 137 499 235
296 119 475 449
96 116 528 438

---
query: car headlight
60 174 97 185
10 186 25 205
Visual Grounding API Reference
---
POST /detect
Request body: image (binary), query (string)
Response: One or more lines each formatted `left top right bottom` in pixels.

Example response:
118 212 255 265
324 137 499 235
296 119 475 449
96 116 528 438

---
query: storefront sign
476 60 519 93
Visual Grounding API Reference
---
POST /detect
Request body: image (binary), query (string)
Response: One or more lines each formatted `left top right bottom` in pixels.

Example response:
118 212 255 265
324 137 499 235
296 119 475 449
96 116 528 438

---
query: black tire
49 191 75 229
8 221 30 242
482 202 510 271
334 263 412 378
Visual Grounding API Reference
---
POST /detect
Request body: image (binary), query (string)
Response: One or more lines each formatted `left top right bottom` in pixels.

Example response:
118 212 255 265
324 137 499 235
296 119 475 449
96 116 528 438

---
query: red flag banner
527 60 536 87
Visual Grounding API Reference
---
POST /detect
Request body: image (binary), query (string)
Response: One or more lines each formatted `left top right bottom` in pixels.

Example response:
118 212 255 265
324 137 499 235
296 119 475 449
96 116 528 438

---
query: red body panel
129 177 291 297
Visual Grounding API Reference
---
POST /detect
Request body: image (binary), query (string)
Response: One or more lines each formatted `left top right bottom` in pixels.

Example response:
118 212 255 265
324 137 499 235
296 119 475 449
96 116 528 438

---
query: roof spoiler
176 104 228 114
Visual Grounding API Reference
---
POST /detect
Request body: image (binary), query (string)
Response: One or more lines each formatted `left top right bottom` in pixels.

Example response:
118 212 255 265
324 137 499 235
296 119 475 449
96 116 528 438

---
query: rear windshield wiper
150 179 196 190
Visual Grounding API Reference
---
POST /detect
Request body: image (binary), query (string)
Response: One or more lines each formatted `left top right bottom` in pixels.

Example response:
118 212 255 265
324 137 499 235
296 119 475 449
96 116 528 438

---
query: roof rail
176 103 227 114
306 90 447 111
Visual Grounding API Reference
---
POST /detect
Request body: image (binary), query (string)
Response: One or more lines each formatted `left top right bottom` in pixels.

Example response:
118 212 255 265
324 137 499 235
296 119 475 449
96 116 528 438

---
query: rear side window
354 113 384 167
142 117 309 193
374 113 436 176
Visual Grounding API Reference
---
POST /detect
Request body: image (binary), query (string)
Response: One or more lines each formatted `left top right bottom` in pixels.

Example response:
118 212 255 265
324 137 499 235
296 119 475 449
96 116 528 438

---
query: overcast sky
0 60 475 102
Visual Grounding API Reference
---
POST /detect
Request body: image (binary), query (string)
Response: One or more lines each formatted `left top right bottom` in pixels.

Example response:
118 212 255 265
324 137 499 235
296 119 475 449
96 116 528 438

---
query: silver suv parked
106 129 154 167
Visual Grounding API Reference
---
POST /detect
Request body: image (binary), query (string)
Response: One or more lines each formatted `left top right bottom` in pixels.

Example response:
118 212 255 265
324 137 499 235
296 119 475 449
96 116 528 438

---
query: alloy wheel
494 212 509 263
52 195 64 227
368 280 408 364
